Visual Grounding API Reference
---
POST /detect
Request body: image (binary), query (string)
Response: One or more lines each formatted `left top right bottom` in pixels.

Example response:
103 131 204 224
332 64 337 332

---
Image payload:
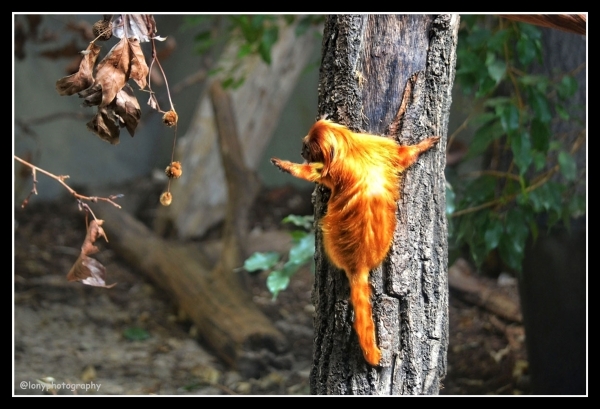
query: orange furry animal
271 119 439 366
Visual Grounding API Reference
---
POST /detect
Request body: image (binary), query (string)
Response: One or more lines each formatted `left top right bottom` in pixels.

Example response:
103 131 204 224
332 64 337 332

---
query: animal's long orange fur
271 119 439 366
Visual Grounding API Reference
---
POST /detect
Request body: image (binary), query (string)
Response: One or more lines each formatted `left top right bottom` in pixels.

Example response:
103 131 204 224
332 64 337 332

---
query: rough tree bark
309 14 458 395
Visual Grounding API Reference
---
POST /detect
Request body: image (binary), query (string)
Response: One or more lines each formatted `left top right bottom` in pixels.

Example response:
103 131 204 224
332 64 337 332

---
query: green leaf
471 112 497 126
511 130 532 175
465 210 492 268
532 151 547 171
243 251 280 272
476 75 497 98
222 77 234 89
558 151 577 181
516 36 537 67
498 208 530 271
267 270 290 300
518 22 542 40
289 230 308 241
237 43 253 59
484 217 504 252
530 118 550 152
555 104 570 121
462 175 497 205
557 75 578 99
466 119 504 160
282 214 314 230
498 102 520 133
467 26 492 47
529 88 552 123
486 55 507 84
123 327 150 341
288 233 315 264
487 28 511 53
258 25 279 64
528 182 563 213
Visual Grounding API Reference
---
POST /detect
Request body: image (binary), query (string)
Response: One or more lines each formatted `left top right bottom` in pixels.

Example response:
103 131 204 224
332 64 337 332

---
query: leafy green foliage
449 16 586 273
242 215 315 300
186 15 324 89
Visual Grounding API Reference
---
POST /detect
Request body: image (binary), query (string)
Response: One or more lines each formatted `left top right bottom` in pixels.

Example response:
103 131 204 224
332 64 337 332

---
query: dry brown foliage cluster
16 15 183 288
55 15 176 144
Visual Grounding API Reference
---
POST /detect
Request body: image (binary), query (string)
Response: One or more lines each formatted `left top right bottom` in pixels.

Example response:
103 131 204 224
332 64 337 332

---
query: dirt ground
13 184 530 396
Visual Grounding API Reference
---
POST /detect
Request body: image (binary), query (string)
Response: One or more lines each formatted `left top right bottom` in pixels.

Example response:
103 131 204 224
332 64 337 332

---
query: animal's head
301 119 349 178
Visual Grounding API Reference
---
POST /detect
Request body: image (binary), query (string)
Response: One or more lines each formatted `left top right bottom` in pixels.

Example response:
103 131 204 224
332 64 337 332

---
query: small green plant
242 215 315 300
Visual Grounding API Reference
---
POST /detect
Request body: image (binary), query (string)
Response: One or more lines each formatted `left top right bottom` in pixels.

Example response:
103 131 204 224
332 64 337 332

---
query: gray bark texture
309 14 458 395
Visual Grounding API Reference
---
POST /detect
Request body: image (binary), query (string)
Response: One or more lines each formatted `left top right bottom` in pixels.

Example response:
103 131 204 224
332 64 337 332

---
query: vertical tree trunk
310 14 458 395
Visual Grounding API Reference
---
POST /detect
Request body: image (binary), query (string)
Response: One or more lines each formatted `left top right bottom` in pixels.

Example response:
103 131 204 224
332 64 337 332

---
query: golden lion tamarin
271 118 439 366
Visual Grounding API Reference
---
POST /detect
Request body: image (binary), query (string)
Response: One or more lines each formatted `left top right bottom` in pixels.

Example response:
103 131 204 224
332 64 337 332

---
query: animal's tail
349 269 381 366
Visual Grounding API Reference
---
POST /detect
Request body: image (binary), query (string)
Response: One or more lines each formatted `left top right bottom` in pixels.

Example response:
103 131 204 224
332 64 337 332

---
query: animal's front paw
270 158 290 174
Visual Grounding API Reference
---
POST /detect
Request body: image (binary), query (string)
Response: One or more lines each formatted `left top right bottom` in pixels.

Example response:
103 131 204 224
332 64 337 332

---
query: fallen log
101 204 286 369
448 258 522 323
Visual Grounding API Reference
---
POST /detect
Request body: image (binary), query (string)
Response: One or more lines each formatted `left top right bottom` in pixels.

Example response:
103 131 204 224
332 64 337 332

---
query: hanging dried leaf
82 219 108 254
87 106 121 144
55 43 101 96
111 84 141 136
67 254 116 288
67 219 116 288
79 83 102 107
93 37 130 106
128 38 148 89
91 37 148 107
112 14 157 42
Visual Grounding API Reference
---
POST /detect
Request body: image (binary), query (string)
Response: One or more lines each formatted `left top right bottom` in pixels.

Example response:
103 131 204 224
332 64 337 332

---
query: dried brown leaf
94 37 130 107
86 107 121 144
92 37 148 107
112 14 156 42
111 84 141 137
67 220 116 288
83 219 108 254
128 38 148 89
55 43 101 96
67 254 116 288
79 83 102 107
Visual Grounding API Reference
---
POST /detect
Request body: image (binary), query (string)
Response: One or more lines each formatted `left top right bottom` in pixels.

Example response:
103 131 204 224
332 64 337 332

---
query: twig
14 155 122 210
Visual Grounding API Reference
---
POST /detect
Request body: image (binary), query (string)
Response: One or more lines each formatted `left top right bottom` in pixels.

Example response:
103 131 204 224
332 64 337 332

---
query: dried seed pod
162 110 178 127
92 19 113 41
165 161 182 179
160 192 173 206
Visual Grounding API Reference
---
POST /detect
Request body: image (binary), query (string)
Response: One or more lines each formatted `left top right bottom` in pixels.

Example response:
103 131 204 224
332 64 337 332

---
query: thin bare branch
14 155 122 210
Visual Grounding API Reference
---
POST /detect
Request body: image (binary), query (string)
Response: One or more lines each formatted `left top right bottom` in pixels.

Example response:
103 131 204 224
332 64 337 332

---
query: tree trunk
310 14 458 395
